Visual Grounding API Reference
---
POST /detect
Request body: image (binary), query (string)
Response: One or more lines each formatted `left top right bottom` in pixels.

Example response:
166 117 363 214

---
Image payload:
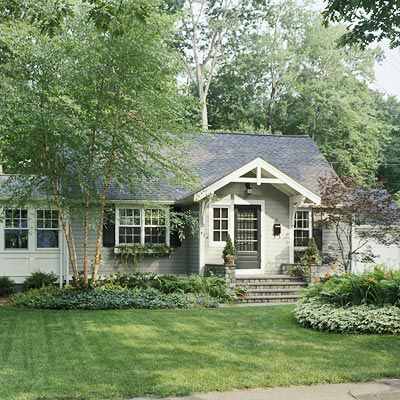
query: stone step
239 294 300 304
248 288 302 294
236 281 308 289
236 275 305 283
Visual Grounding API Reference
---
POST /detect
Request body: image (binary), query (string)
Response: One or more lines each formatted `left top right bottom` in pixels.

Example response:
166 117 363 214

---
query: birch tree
0 0 192 287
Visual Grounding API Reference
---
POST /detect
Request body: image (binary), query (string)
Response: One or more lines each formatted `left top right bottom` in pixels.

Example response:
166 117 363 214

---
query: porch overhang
193 157 321 205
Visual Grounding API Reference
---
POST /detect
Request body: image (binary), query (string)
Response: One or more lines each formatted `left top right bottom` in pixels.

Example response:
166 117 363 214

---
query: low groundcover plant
8 273 236 310
295 267 400 334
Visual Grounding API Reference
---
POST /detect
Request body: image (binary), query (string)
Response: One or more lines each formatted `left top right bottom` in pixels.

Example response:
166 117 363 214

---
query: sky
375 44 400 98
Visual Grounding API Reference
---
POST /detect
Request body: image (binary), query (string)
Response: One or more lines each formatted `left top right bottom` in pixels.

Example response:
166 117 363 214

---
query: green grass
1 306 400 400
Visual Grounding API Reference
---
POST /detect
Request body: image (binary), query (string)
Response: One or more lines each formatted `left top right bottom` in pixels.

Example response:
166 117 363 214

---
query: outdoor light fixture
245 183 253 196
273 223 281 237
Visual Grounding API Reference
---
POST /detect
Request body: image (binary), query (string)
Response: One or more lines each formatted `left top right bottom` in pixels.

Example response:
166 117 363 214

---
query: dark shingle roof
1 133 335 202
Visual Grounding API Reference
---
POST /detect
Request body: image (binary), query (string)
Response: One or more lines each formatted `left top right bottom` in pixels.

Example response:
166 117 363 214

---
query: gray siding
69 205 199 277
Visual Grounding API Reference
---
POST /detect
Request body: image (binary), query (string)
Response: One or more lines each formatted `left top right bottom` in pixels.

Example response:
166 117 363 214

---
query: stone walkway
131 379 400 400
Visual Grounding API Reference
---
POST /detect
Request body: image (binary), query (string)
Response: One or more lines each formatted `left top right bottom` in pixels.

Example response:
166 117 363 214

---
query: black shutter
312 228 323 252
103 206 116 248
170 206 182 247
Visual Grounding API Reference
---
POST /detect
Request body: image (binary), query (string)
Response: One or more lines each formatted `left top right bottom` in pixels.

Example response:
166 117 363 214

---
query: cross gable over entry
194 157 321 204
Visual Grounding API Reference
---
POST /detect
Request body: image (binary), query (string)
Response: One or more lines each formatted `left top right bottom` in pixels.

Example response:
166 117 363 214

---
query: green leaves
323 0 400 48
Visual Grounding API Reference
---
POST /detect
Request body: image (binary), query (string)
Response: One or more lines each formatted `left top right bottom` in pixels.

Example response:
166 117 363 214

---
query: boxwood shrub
23 271 58 290
9 286 220 310
294 297 400 334
0 276 16 297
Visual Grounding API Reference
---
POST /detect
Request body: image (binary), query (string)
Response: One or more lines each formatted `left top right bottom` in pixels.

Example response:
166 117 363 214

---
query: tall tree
377 96 400 196
168 0 256 131
0 0 193 287
208 2 388 185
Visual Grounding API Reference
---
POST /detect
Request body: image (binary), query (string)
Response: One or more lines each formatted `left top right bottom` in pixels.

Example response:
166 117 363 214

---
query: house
0 132 392 284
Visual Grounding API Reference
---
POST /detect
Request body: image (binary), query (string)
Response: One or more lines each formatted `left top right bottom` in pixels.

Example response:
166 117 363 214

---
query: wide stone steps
235 274 308 304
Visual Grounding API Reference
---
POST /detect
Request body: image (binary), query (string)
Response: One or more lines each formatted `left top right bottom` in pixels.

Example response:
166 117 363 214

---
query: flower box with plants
114 244 173 268
222 235 237 267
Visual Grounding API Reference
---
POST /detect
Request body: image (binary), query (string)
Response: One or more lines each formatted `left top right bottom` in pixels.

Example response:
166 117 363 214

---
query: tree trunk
83 199 90 288
201 97 208 131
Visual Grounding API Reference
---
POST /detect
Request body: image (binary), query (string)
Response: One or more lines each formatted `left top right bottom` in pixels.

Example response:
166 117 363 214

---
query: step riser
236 278 304 283
237 284 307 289
239 298 299 304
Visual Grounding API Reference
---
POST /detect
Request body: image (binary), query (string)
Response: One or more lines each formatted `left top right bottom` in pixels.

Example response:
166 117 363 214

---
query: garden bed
294 268 400 334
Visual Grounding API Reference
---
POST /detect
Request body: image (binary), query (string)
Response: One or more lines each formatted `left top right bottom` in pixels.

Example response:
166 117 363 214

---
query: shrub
23 271 58 290
9 286 58 307
96 272 235 302
10 287 219 310
305 267 400 307
96 272 160 290
294 297 400 334
0 276 16 296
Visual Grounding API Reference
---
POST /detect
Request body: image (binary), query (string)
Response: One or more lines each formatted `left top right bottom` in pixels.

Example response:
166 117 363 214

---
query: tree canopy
323 0 400 48
207 0 391 186
0 0 193 285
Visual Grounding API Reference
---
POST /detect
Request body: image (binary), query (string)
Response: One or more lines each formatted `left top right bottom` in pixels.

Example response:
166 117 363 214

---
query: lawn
1 306 400 400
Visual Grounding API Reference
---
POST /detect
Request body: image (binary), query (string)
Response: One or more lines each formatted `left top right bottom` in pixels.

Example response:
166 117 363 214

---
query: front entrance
234 205 261 270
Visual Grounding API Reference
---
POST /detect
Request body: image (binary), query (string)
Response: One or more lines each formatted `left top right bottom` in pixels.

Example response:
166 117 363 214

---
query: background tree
167 0 263 131
208 1 387 185
0 0 193 287
377 96 400 198
323 0 400 48
315 175 400 272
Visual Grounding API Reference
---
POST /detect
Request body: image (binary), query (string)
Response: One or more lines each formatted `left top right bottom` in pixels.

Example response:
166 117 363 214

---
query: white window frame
294 210 312 249
35 209 60 250
4 208 29 251
118 208 141 245
209 205 230 246
144 209 168 245
115 207 169 246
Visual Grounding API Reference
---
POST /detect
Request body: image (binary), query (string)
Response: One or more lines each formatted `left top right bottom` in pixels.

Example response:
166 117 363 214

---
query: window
213 207 229 242
117 208 167 245
4 209 29 249
144 209 166 244
118 208 141 244
294 211 310 247
37 210 59 249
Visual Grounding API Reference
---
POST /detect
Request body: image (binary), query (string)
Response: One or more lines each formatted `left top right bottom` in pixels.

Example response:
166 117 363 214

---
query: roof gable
193 157 321 204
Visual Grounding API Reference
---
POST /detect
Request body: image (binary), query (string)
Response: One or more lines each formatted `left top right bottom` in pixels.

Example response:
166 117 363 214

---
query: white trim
208 203 231 247
198 200 206 276
232 178 282 184
233 196 266 276
194 157 321 204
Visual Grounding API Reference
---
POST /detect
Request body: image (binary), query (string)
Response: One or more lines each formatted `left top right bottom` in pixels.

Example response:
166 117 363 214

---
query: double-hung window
119 208 141 244
144 209 166 244
212 207 229 242
294 211 311 247
36 210 59 249
4 209 29 249
118 208 167 245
